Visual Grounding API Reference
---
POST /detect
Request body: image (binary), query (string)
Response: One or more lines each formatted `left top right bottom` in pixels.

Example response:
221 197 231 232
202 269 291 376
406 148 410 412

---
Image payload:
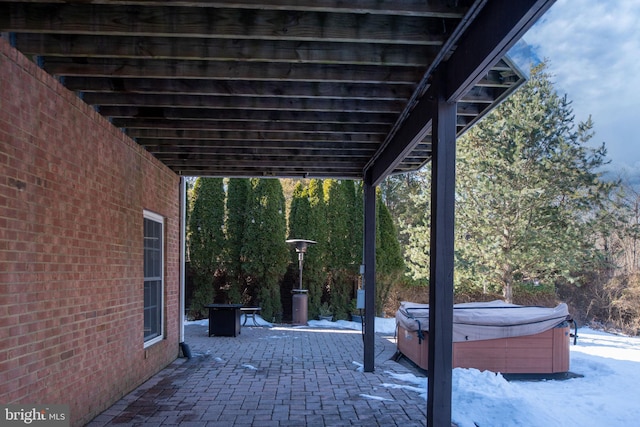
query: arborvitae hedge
186 177 406 321
287 180 327 318
376 190 405 316
187 177 225 317
241 178 289 321
323 180 359 319
224 178 251 303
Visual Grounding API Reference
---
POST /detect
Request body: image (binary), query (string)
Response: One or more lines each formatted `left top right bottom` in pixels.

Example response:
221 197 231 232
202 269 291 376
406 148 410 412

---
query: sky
512 0 640 186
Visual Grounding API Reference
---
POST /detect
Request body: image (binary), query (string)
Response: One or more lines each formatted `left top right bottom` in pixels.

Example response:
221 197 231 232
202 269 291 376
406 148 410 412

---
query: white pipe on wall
179 177 186 343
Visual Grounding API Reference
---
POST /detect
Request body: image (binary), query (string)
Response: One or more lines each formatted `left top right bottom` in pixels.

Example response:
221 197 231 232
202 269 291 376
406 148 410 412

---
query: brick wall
0 38 181 426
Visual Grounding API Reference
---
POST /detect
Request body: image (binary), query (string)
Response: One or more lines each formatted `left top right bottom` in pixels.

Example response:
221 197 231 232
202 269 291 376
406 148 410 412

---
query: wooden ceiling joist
0 0 536 179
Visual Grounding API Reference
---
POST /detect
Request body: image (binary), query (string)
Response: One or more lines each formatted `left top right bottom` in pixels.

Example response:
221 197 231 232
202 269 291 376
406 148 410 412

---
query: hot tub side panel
397 325 570 373
397 324 429 370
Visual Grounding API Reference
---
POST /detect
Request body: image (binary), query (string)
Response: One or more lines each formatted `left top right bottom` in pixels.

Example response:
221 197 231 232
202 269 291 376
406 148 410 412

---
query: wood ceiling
0 1 550 181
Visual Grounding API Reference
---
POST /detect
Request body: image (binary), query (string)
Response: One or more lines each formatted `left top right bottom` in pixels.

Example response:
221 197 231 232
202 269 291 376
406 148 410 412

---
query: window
144 211 164 347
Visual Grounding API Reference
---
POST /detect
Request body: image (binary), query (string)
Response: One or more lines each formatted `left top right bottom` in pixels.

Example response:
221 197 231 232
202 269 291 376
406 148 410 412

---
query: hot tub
395 300 573 374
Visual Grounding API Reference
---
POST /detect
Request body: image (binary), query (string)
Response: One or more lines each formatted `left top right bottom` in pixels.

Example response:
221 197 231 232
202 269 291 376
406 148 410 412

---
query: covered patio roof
0 0 547 183
0 1 555 425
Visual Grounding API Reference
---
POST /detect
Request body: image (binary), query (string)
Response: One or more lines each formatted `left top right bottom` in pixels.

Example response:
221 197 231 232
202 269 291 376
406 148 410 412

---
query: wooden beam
112 118 391 134
172 168 362 179
0 3 453 45
165 162 360 179
83 92 405 114
63 77 414 100
98 106 395 124
427 93 456 427
0 0 467 18
145 145 375 158
126 128 383 142
456 102 484 117
42 58 422 84
475 70 522 88
364 0 555 186
158 157 368 169
15 33 437 67
140 141 379 153
459 86 499 103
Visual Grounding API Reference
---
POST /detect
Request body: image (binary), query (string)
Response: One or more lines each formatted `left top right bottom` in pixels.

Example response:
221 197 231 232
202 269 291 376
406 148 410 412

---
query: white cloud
522 0 640 181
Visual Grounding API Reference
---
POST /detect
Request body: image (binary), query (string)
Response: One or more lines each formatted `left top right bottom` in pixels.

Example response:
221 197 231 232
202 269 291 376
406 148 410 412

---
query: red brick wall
0 38 181 426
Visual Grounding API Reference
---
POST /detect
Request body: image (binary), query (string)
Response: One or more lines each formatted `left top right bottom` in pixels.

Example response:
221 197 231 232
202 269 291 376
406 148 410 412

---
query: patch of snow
184 318 208 327
184 314 273 328
240 314 273 328
359 394 393 402
307 316 396 334
381 327 640 427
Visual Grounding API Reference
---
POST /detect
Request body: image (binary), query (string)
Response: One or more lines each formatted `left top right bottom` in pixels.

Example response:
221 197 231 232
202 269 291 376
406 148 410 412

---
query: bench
240 307 262 326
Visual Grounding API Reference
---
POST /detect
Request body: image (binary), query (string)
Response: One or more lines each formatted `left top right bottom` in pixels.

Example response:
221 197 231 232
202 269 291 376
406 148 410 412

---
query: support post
363 179 376 372
427 95 457 426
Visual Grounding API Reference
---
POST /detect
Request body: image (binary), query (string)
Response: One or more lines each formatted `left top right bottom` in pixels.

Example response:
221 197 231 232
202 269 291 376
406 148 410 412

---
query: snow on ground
187 314 274 328
366 318 640 427
447 327 640 427
306 317 640 427
186 316 640 426
307 317 393 334
375 319 640 427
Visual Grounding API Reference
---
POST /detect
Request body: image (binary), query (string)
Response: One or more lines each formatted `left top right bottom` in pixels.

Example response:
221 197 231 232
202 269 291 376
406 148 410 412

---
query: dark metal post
363 180 376 372
427 94 456 426
297 251 304 289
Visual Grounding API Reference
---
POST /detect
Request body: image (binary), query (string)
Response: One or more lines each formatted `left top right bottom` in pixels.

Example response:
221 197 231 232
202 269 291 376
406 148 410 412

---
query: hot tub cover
396 300 571 342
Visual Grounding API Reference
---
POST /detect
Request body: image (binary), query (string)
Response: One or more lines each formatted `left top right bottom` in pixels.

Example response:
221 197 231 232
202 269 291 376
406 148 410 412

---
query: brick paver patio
86 321 427 426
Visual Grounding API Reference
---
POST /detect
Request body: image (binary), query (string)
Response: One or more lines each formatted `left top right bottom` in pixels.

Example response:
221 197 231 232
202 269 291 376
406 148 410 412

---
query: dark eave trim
365 0 556 186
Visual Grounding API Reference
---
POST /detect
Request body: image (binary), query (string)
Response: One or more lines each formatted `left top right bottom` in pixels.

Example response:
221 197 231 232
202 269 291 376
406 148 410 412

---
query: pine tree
353 181 364 266
288 182 312 240
456 62 612 302
306 179 328 317
351 181 365 314
287 180 327 318
376 189 405 315
341 180 361 266
241 178 289 321
224 178 251 303
187 177 225 317
323 179 357 319
394 168 432 284
381 171 429 247
287 183 314 314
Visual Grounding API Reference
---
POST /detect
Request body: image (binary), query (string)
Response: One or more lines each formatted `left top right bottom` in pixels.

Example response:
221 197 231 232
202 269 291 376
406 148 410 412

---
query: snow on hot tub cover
396 300 571 342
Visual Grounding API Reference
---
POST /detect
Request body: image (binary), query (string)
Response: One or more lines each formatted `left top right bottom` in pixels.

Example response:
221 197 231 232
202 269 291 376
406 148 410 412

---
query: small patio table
240 307 262 326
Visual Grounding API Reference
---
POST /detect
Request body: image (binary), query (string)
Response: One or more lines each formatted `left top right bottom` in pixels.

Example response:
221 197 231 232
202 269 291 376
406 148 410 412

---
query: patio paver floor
86 322 427 426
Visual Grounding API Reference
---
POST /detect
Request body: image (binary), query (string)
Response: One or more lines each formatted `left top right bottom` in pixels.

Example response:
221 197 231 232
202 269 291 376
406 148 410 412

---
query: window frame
143 210 164 348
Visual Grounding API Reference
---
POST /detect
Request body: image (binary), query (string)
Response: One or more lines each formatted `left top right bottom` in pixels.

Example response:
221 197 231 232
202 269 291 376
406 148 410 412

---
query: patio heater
286 239 316 325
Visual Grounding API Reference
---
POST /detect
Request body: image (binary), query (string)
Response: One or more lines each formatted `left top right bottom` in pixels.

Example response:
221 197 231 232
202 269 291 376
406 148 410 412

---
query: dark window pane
143 215 163 343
